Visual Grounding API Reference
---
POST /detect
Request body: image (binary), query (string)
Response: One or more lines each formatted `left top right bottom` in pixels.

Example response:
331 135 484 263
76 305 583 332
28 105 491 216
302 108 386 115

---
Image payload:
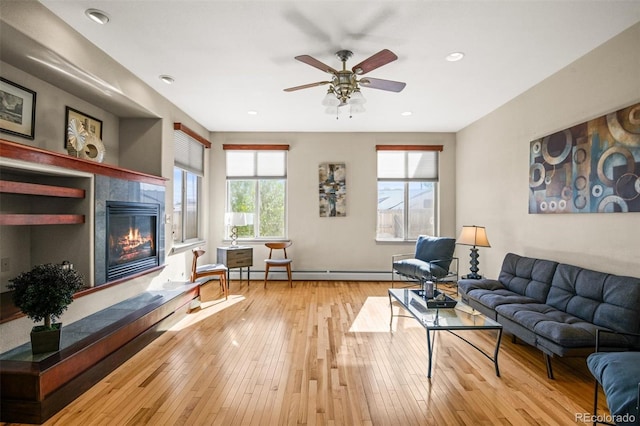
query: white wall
209 132 456 276
456 23 640 279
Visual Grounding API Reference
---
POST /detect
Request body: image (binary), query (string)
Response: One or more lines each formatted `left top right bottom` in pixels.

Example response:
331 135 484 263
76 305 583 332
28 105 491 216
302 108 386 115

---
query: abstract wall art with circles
529 102 640 214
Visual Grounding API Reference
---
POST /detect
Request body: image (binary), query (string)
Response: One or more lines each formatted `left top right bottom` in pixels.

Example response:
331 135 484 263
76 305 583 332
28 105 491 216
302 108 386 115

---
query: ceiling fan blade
295 55 338 74
351 49 398 75
359 77 406 92
283 81 331 92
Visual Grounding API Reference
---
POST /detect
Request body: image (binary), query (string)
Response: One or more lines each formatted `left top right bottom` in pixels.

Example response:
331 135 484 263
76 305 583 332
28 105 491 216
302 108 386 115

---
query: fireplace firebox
106 201 159 281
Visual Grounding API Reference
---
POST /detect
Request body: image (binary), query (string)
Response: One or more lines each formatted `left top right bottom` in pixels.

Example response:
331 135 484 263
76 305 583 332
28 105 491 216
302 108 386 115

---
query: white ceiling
39 1 640 133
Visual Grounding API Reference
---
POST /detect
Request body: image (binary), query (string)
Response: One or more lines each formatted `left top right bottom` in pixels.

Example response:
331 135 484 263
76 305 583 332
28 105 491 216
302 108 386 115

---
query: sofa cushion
468 289 540 311
587 351 640 424
547 264 640 337
497 253 558 303
496 303 604 347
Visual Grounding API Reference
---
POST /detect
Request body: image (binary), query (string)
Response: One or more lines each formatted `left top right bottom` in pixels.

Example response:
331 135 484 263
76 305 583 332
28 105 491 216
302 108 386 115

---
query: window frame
376 145 442 242
223 144 289 241
172 123 209 249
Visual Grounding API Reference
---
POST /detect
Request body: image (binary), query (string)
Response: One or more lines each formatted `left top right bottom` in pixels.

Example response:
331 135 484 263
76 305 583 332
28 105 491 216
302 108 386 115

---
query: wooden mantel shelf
0 139 167 186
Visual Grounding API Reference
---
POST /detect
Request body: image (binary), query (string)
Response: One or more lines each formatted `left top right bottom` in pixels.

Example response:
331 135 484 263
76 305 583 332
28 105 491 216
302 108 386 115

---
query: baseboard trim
230 270 394 281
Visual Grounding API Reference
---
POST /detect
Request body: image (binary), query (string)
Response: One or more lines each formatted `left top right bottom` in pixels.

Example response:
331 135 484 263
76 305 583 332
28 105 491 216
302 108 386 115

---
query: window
173 124 208 244
376 145 441 241
224 145 288 240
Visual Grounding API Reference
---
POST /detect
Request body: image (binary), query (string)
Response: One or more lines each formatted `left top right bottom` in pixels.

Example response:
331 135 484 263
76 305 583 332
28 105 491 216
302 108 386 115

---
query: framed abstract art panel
529 102 640 214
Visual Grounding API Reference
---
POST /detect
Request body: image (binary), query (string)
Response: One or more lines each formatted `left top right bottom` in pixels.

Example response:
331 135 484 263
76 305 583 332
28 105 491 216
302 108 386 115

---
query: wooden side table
217 246 253 286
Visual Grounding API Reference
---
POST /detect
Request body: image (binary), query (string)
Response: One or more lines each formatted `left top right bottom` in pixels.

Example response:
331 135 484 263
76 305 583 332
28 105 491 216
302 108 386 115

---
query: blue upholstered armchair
587 329 640 426
391 235 458 292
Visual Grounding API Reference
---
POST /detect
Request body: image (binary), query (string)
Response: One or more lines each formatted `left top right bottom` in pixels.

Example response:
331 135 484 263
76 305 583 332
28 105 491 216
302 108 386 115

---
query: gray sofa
458 253 640 379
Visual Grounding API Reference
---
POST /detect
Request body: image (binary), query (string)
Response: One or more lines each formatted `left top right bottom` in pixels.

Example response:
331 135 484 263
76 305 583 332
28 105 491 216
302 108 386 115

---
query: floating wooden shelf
0 214 85 226
0 139 167 186
0 180 85 198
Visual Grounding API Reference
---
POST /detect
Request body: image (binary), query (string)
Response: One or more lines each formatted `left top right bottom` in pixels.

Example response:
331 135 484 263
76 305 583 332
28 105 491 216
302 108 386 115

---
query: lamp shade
225 212 253 227
456 225 490 247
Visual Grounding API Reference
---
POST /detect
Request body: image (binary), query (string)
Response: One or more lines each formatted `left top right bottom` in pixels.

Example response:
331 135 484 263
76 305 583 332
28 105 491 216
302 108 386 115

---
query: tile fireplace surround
95 175 165 286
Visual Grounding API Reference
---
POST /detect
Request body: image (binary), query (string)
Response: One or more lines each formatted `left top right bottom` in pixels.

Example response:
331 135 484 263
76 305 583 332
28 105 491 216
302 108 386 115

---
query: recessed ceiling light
401 111 412 116
247 110 258 115
159 75 175 84
445 52 465 62
85 9 110 25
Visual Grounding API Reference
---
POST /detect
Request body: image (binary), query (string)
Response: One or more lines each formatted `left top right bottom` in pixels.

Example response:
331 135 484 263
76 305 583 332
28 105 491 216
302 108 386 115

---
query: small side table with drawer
217 246 253 286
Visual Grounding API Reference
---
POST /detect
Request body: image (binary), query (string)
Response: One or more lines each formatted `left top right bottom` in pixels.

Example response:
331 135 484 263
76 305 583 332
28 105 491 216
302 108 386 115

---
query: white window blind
377 149 439 181
174 130 204 176
226 150 287 178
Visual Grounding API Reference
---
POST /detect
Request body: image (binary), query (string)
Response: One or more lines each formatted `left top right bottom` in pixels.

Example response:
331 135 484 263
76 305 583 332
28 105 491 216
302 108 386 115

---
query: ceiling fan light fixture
321 89 340 107
350 104 366 114
324 106 339 115
285 48 405 118
85 9 110 25
349 89 366 105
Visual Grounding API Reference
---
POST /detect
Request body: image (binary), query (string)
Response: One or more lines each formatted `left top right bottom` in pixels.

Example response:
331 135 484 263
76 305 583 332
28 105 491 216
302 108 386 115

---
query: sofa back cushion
546 264 640 334
498 253 558 303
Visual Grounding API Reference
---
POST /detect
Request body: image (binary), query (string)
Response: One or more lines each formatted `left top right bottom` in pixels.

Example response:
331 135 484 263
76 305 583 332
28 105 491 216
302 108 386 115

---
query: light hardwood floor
28 281 607 425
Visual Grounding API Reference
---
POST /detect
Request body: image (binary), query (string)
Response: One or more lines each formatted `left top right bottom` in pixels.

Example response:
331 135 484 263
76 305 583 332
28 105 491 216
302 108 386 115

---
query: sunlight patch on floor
348 296 423 333
170 294 246 331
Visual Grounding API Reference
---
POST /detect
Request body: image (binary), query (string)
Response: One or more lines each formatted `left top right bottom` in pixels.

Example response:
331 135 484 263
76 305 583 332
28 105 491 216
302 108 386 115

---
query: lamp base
229 226 238 247
464 273 483 280
467 247 482 280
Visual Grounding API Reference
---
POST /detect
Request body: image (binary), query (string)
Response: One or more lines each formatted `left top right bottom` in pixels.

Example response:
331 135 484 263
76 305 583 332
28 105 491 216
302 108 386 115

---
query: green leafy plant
8 264 84 330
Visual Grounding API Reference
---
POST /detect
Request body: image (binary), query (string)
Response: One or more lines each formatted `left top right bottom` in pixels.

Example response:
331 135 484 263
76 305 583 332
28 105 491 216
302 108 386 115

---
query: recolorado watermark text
575 412 636 424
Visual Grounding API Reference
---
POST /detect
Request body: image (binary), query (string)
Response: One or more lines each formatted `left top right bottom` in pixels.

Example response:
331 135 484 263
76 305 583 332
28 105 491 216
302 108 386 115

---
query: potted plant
8 263 83 354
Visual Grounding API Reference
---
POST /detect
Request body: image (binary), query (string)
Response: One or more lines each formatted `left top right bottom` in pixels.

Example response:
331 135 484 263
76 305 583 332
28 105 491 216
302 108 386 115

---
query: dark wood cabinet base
0 285 198 424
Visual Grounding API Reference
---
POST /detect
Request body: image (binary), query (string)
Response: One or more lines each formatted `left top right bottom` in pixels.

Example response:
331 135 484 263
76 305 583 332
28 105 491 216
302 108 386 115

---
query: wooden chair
264 242 293 288
191 249 228 300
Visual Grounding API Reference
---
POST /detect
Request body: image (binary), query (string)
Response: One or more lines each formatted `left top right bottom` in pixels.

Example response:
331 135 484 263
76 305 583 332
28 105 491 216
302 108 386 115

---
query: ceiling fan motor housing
332 72 358 102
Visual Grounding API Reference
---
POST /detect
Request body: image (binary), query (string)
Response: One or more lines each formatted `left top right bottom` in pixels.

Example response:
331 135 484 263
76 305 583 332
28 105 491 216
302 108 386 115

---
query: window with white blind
376 145 441 241
224 145 288 240
173 125 207 244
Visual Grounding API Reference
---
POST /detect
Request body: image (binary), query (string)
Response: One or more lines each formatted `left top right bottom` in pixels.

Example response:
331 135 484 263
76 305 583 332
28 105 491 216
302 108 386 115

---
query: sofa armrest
458 278 504 296
392 253 415 263
595 329 640 352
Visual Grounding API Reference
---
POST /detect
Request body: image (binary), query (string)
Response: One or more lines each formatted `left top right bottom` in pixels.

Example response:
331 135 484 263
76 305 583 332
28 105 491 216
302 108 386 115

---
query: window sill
170 239 206 255
375 239 417 244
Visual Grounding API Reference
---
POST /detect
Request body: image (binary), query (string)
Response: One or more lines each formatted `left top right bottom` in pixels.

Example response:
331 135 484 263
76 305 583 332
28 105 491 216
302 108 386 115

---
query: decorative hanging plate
80 133 106 163
66 118 87 156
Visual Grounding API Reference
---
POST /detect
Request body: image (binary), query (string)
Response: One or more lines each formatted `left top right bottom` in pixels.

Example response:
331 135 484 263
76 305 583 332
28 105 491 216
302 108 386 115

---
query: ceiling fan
284 49 406 115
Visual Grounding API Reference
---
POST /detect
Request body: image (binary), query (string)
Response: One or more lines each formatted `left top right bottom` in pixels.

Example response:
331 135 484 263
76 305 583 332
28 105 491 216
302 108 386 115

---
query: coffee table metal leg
427 328 433 378
388 293 393 329
494 328 503 377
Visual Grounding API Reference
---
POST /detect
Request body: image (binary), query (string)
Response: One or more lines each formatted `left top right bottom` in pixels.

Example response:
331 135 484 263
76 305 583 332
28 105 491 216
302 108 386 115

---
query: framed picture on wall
65 106 102 148
0 77 37 140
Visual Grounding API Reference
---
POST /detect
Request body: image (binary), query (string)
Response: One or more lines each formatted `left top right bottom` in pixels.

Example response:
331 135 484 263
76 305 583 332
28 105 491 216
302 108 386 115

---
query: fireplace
106 201 159 281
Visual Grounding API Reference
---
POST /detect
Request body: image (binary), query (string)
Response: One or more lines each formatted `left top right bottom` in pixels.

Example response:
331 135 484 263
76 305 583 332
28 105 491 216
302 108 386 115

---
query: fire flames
110 226 154 263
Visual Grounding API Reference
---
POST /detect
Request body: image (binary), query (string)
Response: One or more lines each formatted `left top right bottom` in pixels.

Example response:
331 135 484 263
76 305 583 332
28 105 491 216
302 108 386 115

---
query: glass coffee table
388 288 503 378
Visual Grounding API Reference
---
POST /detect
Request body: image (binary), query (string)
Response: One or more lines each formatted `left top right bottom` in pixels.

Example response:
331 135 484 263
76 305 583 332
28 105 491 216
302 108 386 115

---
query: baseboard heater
229 270 394 281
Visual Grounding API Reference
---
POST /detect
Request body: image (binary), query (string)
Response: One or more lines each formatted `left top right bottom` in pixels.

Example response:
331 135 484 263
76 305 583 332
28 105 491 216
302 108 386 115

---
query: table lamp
456 225 491 279
225 212 253 247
